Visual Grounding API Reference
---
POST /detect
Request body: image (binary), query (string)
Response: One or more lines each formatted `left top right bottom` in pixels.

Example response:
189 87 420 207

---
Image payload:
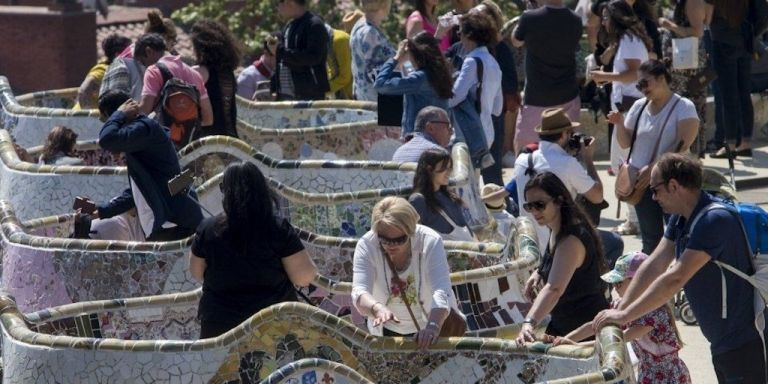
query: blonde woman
351 196 461 349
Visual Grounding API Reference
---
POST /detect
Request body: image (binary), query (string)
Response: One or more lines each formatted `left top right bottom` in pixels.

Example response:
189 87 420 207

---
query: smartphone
73 196 96 215
168 168 195 196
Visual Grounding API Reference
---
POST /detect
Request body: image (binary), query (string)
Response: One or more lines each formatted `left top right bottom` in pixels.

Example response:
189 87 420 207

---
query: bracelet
426 321 439 330
522 317 536 326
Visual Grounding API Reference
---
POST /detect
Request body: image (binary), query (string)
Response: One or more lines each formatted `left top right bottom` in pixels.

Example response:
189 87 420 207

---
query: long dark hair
219 162 280 252
606 0 653 53
412 149 462 212
415 0 436 21
191 19 241 71
408 32 453 99
524 172 605 272
41 126 78 164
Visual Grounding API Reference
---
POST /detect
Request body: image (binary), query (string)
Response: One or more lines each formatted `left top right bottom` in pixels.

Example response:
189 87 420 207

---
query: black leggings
713 338 767 383
634 188 665 255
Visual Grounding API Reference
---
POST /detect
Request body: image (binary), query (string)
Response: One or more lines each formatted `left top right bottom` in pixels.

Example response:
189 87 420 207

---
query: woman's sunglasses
636 78 650 91
523 198 553 212
378 234 409 246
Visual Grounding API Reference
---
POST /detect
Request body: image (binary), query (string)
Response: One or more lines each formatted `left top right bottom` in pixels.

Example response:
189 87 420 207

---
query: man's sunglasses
523 198 553 212
378 234 409 246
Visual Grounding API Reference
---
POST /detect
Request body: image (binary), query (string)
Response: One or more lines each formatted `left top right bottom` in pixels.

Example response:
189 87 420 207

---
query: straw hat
481 183 506 211
535 108 581 134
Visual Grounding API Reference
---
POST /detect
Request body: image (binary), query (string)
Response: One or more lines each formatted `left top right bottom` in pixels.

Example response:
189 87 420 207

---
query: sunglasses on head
523 198 553 212
378 233 409 247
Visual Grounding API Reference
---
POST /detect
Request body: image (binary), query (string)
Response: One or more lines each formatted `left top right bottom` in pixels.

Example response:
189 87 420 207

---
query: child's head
601 251 648 296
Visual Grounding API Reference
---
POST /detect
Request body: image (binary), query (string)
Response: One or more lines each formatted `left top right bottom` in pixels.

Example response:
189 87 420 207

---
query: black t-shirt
192 215 305 326
514 6 582 106
495 41 519 95
538 225 609 336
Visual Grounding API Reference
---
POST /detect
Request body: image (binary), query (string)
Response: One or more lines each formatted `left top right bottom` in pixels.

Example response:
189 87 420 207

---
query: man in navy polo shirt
594 153 767 383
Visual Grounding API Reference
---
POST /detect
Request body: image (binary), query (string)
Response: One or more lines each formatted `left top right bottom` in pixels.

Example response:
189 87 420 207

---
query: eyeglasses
429 120 452 128
649 181 667 196
636 78 651 92
523 198 553 212
378 233 409 247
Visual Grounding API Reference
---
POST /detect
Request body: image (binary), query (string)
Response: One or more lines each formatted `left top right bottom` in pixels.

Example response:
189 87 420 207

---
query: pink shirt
142 55 209 100
117 43 134 59
408 11 451 52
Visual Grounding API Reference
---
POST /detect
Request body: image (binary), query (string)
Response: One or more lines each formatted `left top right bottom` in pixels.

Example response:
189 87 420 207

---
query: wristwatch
522 317 536 326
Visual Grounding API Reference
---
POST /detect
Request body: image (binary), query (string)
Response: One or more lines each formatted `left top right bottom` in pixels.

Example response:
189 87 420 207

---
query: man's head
277 0 307 20
650 153 703 214
133 33 166 67
536 107 580 148
414 106 453 147
98 90 131 121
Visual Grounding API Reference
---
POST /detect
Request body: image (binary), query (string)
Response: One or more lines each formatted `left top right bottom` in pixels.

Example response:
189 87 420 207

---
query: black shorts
712 338 768 383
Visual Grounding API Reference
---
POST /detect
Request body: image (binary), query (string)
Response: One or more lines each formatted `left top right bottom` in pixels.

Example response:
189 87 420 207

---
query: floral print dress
628 306 692 384
384 261 426 335
350 18 396 101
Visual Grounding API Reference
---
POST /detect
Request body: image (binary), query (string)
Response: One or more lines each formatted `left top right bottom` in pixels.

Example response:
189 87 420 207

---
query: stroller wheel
679 303 698 326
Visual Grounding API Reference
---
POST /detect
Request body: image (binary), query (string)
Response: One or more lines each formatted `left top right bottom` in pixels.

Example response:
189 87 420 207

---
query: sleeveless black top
202 67 238 138
538 225 609 336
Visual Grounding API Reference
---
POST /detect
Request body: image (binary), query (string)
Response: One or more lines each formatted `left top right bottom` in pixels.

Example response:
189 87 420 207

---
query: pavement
500 141 768 384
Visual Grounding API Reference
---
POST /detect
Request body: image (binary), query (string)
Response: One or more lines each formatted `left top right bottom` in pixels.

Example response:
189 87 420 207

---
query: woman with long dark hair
38 126 83 166
191 19 241 138
374 31 453 137
189 162 317 338
516 172 608 342
408 149 473 242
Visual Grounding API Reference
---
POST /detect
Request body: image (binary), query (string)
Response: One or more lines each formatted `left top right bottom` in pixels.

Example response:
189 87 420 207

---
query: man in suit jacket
93 90 203 241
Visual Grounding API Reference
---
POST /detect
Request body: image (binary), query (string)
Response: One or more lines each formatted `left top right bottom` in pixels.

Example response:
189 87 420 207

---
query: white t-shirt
513 141 596 248
612 34 648 105
624 95 699 169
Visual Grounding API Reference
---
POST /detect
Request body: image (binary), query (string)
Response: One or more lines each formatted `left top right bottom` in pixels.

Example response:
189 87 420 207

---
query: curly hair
524 172 605 273
412 149 462 212
407 32 453 99
191 19 241 71
40 126 78 164
458 11 497 47
606 0 653 53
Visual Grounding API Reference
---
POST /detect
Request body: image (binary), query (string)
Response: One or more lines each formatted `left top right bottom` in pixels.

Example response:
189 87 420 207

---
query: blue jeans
635 188 665 255
599 230 624 269
711 40 754 145
751 73 768 93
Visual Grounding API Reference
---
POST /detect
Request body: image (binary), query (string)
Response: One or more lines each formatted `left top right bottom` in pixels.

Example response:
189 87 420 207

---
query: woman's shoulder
408 10 424 21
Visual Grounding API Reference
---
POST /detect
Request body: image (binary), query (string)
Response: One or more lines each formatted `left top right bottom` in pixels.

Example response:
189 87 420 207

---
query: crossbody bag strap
436 207 474 237
383 249 421 332
525 150 537 177
626 100 650 161
648 96 682 163
474 57 484 113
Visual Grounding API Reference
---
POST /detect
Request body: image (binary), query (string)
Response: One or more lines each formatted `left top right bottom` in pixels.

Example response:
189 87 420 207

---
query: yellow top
326 29 353 100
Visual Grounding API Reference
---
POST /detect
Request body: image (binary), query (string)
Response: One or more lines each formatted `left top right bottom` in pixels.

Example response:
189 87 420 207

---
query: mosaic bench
235 96 377 128
0 292 631 383
180 136 491 237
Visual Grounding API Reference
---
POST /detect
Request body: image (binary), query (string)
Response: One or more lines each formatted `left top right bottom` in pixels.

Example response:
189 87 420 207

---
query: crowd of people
15 0 766 382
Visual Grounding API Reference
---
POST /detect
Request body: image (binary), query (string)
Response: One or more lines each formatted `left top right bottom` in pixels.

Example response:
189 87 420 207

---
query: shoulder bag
615 96 681 205
383 248 467 337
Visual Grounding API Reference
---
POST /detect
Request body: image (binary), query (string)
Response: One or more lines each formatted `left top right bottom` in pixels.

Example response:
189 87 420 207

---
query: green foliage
173 0 525 61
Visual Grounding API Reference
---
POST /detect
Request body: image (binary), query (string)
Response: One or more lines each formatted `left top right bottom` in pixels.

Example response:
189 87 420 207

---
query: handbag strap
473 57 484 113
649 95 682 163
626 100 649 161
436 207 475 237
383 249 422 332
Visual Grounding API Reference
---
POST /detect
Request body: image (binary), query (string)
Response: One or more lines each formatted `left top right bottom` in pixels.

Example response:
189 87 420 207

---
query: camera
567 133 594 154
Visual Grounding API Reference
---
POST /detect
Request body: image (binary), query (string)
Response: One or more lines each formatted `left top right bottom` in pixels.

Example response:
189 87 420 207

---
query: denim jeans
599 230 624 269
481 114 505 186
635 188 665 255
751 73 768 94
711 40 754 145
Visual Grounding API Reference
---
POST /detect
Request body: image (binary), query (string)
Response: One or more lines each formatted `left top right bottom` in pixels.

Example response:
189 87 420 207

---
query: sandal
613 221 638 236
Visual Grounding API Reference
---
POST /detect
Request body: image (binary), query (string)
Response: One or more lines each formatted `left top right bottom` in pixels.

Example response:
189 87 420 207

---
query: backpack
689 201 768 374
155 62 201 147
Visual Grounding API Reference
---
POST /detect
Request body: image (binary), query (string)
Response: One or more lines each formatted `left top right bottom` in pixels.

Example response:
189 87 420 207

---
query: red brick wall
0 7 96 93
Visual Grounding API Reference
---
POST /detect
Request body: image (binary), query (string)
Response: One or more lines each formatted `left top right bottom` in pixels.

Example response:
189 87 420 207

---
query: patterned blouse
628 306 692 384
350 18 396 101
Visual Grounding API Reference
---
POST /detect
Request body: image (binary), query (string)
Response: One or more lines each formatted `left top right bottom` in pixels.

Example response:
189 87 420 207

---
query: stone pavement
500 141 768 384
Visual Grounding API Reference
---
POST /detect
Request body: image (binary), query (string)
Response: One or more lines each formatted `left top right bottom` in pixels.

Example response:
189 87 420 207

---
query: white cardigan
351 224 460 336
